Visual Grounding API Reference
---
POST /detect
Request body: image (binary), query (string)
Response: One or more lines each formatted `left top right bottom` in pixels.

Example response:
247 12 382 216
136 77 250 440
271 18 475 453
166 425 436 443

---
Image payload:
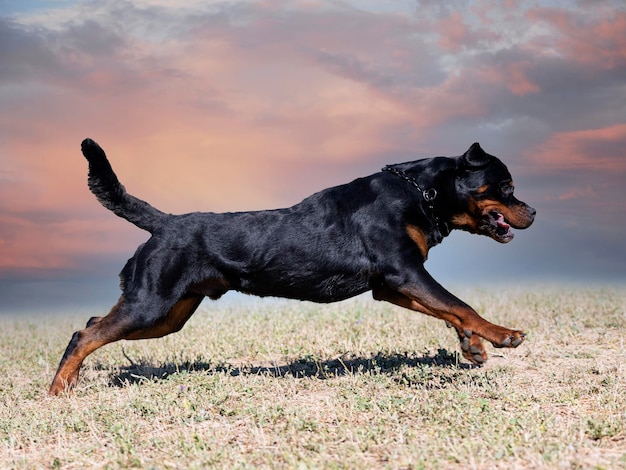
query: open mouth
482 211 514 243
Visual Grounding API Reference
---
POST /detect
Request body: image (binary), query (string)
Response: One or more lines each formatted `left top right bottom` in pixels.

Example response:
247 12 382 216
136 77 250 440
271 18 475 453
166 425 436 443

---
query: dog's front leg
372 268 525 364
372 283 488 364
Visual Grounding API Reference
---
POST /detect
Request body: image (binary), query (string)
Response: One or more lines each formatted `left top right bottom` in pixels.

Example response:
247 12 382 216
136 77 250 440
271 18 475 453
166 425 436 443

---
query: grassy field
0 286 625 469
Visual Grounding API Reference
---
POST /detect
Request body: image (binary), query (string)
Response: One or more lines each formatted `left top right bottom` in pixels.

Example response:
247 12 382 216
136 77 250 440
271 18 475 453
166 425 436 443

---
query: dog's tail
81 138 167 233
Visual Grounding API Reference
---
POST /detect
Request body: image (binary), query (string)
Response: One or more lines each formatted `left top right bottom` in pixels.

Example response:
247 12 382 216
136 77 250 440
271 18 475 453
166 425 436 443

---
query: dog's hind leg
48 293 204 396
123 293 204 340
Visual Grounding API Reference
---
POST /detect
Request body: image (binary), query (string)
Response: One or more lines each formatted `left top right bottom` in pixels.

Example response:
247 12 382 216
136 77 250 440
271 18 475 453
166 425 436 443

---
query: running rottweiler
49 139 535 395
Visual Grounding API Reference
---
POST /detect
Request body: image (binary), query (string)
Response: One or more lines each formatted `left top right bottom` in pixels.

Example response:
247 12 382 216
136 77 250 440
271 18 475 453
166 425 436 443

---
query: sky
0 0 625 313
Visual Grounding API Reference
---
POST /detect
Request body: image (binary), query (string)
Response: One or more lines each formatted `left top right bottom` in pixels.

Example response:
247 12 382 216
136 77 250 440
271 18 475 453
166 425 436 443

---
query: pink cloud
471 60 540 96
435 10 501 52
503 61 541 95
554 185 596 202
437 11 470 51
529 123 626 171
0 208 139 272
527 7 626 69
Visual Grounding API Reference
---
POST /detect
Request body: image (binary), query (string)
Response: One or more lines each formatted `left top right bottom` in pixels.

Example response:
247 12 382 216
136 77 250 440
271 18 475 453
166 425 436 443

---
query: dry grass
1 286 625 469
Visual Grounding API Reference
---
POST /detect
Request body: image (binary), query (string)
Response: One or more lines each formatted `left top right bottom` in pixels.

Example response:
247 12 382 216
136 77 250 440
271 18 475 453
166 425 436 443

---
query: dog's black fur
50 139 535 395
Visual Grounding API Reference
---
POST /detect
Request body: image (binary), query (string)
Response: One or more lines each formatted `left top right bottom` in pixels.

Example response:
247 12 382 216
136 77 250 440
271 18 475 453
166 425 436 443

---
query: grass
1 286 625 469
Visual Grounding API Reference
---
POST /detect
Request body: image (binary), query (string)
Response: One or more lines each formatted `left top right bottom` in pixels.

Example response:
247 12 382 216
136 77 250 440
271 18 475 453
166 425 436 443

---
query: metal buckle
422 188 437 202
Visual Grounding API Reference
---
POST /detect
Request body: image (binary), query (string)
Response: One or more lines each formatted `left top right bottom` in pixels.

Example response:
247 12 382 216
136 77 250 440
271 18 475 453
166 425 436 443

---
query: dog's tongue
496 213 510 230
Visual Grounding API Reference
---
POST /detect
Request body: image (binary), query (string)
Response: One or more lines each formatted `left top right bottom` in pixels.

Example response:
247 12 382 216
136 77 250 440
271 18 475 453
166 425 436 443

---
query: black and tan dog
49 139 535 395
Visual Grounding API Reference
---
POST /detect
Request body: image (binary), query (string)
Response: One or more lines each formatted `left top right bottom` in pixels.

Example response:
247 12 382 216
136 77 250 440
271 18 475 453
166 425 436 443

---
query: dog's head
451 143 535 243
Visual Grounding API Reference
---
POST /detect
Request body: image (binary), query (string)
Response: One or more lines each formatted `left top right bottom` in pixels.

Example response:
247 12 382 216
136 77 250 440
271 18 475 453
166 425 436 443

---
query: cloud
529 123 626 171
555 185 596 202
0 0 625 301
435 10 501 52
0 193 146 275
526 5 626 69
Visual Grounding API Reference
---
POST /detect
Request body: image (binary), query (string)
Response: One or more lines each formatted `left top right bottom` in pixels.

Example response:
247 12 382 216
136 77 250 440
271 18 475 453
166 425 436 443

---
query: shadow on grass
105 349 478 389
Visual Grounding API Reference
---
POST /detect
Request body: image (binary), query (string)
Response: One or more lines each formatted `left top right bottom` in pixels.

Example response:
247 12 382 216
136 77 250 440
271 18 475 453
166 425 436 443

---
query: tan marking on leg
372 284 526 364
49 297 129 396
49 294 204 395
124 294 203 340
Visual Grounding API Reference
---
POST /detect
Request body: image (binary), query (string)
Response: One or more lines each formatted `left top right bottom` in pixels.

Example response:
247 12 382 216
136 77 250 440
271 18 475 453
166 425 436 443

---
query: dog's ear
461 142 491 168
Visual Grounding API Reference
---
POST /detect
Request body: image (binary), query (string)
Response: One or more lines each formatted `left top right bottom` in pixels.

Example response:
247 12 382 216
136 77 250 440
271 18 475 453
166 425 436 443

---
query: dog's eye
499 182 513 195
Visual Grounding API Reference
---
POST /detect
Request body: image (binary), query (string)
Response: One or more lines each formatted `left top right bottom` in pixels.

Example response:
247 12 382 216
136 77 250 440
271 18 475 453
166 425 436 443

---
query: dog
49 139 535 395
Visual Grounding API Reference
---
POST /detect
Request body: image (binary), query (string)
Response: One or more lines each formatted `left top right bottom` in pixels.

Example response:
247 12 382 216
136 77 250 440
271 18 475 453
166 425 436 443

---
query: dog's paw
491 330 526 349
456 327 488 365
